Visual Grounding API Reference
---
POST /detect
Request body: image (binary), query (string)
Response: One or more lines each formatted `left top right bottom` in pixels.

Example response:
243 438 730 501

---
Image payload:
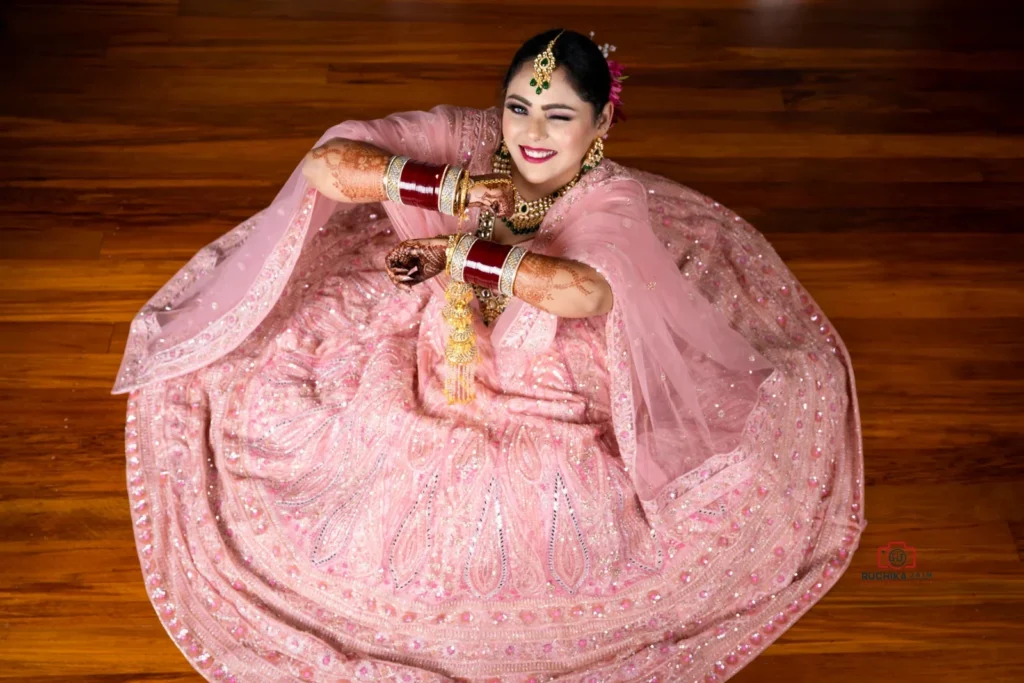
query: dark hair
501 28 611 125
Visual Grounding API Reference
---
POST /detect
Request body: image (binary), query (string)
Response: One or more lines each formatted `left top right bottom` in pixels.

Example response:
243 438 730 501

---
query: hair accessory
588 31 628 128
531 29 565 95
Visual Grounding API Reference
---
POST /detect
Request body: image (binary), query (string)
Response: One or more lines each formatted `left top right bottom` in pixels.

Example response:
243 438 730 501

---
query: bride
114 28 866 682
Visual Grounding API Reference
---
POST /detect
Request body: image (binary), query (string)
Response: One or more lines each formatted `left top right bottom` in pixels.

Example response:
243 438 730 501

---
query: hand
466 173 515 218
385 236 449 292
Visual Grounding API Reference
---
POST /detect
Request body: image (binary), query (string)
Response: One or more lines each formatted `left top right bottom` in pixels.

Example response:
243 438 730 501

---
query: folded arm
314 137 615 318
301 137 391 203
387 236 614 318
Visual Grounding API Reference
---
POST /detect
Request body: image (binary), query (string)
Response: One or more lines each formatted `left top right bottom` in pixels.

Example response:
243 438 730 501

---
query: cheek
502 115 524 139
567 127 593 153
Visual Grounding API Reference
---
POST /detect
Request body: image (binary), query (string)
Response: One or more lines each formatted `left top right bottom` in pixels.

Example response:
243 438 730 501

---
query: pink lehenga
114 104 866 682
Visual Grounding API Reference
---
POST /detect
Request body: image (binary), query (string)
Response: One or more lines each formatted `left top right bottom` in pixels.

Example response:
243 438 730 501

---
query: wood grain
1 1 1022 681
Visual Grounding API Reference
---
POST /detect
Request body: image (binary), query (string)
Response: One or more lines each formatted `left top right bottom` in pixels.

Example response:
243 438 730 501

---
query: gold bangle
499 246 528 298
439 164 464 216
456 169 471 215
453 171 463 215
383 155 409 204
445 232 465 276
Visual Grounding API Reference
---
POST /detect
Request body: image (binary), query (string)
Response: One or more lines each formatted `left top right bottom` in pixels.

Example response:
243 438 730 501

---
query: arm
512 253 614 318
301 137 391 203
387 236 614 318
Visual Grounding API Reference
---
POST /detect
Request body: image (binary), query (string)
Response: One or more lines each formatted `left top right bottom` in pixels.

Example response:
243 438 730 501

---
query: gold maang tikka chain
530 29 563 95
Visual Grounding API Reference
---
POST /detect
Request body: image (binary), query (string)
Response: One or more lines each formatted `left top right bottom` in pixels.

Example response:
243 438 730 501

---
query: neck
511 161 581 201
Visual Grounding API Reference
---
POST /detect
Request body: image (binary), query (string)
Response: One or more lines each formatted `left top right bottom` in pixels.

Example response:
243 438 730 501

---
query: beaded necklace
491 141 583 235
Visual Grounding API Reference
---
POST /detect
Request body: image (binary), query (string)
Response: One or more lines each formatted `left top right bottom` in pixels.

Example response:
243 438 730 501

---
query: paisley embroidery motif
548 470 590 594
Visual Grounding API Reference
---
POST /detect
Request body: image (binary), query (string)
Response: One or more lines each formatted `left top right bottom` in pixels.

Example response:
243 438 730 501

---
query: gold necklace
492 142 582 234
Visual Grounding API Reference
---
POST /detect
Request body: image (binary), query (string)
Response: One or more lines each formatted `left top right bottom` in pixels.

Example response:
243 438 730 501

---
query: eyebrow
506 94 577 112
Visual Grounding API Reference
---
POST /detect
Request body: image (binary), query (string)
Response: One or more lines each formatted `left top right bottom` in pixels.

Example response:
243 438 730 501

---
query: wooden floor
2 1 1023 681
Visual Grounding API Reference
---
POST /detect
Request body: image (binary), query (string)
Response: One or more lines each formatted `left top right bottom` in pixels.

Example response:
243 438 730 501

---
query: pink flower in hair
606 58 628 125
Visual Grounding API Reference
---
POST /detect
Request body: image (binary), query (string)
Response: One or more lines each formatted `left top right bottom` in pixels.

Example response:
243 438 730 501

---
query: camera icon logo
877 541 916 570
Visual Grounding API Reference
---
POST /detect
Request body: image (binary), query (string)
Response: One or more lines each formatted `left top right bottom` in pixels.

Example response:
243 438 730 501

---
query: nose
527 117 548 142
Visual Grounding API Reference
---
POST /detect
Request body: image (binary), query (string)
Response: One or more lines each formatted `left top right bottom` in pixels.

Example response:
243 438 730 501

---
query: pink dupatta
112 104 776 507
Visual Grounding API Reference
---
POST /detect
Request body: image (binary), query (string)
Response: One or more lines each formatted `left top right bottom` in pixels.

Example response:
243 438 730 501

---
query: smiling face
501 63 613 196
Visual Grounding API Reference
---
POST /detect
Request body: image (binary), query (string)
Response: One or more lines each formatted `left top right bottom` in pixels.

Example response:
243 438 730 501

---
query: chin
514 163 550 183
514 159 565 185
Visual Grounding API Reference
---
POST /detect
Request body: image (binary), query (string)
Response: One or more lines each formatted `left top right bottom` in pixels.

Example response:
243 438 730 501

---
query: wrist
449 237 527 298
381 156 467 216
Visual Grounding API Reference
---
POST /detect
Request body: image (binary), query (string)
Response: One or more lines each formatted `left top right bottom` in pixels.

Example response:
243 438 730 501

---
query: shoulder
569 160 648 213
437 104 501 147
578 159 646 196
546 160 649 238
424 104 500 128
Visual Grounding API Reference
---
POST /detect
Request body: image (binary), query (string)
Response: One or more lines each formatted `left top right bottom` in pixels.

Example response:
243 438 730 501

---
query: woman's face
502 63 613 189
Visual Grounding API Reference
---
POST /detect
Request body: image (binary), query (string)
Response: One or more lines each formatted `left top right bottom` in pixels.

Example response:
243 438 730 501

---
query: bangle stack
446 234 526 298
382 155 470 217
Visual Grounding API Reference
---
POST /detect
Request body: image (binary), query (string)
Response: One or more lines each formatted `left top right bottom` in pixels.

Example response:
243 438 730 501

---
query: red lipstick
519 145 558 164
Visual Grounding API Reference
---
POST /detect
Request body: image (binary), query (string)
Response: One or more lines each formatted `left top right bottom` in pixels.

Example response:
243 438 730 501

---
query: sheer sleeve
546 176 776 505
111 105 468 395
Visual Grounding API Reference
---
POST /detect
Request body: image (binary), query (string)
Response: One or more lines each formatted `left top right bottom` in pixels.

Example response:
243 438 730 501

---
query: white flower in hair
588 30 617 58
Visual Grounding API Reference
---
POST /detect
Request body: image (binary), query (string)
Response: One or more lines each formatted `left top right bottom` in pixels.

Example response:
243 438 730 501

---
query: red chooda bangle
461 239 513 291
398 160 446 211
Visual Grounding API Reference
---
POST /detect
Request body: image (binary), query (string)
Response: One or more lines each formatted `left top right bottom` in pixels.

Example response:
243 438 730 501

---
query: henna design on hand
467 175 515 218
415 243 447 280
385 238 449 291
309 140 390 202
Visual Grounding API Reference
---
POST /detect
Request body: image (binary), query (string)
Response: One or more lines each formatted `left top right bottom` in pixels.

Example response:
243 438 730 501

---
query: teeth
522 148 555 159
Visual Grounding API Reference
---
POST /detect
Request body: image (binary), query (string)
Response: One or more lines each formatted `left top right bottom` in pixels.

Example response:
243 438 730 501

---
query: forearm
301 137 390 203
512 253 613 318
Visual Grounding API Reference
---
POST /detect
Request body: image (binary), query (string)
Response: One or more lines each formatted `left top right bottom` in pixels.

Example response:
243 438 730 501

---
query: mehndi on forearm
302 138 391 203
302 139 471 216
512 252 611 317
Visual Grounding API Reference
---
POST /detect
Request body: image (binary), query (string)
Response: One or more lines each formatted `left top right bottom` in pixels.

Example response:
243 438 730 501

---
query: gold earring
582 137 604 173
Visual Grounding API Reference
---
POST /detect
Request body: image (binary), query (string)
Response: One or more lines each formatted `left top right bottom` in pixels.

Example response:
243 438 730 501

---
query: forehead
506 64 584 102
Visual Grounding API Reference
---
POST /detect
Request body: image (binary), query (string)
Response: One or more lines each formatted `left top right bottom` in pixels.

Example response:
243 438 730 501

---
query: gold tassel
443 215 478 404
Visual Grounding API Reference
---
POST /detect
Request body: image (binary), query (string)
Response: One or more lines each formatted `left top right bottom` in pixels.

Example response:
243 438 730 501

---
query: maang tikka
530 29 565 95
